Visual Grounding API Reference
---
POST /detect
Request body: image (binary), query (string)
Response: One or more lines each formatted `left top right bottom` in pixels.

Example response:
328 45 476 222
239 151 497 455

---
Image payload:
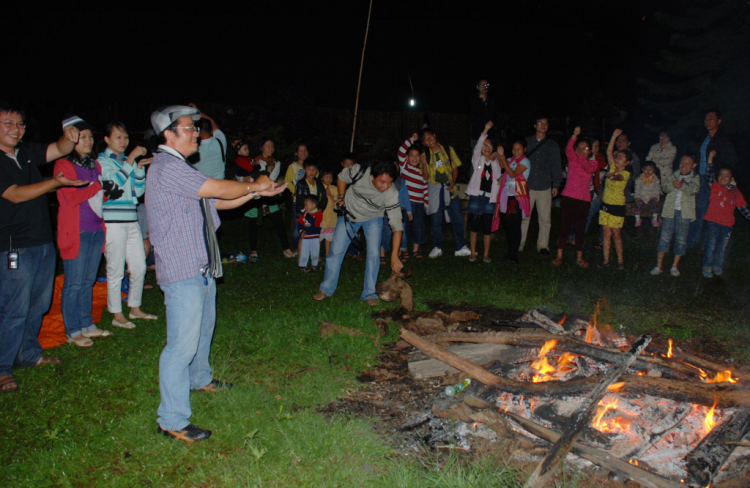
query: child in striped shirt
397 133 428 259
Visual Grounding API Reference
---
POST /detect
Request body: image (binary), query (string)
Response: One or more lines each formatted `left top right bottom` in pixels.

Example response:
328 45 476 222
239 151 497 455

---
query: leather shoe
538 248 550 255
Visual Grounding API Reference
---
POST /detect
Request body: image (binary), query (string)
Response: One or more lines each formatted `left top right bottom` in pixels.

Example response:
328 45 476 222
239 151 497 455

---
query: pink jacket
562 137 598 202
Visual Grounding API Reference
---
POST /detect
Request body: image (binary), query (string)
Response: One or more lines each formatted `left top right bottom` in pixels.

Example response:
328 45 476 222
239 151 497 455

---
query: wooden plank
524 334 651 488
407 343 511 379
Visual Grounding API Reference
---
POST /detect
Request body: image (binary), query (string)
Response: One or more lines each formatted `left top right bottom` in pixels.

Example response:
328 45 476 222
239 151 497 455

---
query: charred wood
686 408 750 488
524 334 651 488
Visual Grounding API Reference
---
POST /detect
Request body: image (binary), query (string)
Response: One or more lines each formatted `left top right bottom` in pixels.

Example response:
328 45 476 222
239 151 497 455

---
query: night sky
9 0 658 113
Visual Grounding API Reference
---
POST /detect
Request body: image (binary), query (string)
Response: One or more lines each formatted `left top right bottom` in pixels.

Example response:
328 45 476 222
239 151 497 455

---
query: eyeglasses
483 143 493 147
176 126 201 133
2 121 26 129
483 84 490 89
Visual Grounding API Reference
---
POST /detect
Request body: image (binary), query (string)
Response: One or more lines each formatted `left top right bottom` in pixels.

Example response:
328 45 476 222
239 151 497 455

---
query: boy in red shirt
702 163 750 278
298 195 324 272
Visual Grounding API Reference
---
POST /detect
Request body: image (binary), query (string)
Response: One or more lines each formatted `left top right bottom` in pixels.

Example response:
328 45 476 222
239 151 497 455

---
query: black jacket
705 129 738 183
294 177 328 215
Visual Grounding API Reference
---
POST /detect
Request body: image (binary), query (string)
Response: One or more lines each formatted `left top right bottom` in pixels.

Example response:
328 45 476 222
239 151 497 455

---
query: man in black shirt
0 102 85 393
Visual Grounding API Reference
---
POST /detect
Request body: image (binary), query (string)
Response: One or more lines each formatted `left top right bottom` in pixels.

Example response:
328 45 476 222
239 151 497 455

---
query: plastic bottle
445 378 471 396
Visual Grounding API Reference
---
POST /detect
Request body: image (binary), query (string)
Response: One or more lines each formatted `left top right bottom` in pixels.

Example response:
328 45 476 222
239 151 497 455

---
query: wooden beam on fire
498 410 683 488
685 408 750 488
523 334 651 488
422 330 739 380
399 329 750 409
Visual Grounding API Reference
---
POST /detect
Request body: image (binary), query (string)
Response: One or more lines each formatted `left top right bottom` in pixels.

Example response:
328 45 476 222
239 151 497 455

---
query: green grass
2 208 749 487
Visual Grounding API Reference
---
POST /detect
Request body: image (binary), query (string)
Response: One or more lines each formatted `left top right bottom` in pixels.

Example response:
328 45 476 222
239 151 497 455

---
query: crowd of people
1 92 747 443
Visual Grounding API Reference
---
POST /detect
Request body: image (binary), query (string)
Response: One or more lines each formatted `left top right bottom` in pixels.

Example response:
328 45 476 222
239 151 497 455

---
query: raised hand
573 126 581 137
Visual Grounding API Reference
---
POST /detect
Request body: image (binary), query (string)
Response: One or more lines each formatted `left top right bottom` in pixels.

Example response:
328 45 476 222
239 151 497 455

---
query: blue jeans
430 190 466 251
319 216 382 301
403 202 426 249
657 211 691 256
62 230 105 338
0 243 56 376
702 221 732 273
381 216 392 253
157 275 216 431
687 175 710 247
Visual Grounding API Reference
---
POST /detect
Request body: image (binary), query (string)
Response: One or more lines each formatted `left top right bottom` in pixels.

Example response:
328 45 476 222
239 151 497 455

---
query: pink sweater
562 137 598 202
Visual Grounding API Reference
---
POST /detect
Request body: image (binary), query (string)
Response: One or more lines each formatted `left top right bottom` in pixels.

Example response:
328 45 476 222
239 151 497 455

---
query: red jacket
55 159 104 259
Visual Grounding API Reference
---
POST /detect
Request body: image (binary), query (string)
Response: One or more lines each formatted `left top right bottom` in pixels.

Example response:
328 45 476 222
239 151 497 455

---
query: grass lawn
2 207 749 487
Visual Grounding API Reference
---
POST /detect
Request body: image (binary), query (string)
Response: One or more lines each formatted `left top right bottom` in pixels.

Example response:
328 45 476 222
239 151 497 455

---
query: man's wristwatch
251 191 260 199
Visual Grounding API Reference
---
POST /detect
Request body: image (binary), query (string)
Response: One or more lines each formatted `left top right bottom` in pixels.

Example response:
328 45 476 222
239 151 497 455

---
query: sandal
400 251 409 261
313 291 328 301
301 267 311 273
576 260 590 268
552 259 562 266
0 374 19 393
68 335 94 347
380 257 387 265
35 356 61 367
143 283 154 290
412 251 423 259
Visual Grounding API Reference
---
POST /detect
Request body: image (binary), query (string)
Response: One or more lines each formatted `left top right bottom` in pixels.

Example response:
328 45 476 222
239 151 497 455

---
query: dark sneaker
158 423 212 442
194 379 233 392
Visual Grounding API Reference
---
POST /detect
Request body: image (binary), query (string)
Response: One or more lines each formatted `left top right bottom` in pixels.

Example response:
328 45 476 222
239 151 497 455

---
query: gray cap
150 105 200 135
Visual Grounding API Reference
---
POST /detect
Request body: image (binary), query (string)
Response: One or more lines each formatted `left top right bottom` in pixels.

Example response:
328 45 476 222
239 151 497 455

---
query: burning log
523 334 651 488
685 408 750 487
499 410 683 488
423 330 728 380
401 329 750 408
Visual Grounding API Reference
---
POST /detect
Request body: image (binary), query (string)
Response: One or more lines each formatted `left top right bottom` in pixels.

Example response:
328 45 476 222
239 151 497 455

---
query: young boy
634 160 661 227
294 160 327 255
651 155 700 276
397 133 428 259
298 196 323 272
701 162 750 278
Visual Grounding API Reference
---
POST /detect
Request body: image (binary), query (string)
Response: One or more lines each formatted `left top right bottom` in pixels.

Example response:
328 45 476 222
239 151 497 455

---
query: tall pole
350 0 373 152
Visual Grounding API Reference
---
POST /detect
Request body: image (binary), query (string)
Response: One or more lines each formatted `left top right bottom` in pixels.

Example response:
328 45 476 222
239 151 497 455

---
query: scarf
73 153 96 170
491 158 531 231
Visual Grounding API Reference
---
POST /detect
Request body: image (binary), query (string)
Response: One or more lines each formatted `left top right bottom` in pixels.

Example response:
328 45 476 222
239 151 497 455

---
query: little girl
634 161 661 227
286 143 311 250
233 140 254 181
98 122 157 328
320 169 339 259
466 121 501 262
493 139 531 264
600 129 631 269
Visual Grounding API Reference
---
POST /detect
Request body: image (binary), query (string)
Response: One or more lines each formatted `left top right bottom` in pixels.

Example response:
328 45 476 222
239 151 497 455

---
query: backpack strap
216 138 226 163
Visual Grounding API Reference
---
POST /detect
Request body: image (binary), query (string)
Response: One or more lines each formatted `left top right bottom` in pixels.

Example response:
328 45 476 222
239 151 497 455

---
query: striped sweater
98 148 146 222
397 138 429 204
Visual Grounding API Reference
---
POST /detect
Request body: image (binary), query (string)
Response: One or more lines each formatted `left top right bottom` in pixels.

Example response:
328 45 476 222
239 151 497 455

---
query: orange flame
703 370 737 384
705 396 718 433
585 318 596 344
591 398 633 434
539 340 557 357
557 352 576 371
667 339 673 359
531 357 556 383
608 382 625 392
557 314 567 325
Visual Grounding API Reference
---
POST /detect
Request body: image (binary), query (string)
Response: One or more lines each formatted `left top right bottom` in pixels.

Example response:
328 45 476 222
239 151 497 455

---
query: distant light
409 98 416 107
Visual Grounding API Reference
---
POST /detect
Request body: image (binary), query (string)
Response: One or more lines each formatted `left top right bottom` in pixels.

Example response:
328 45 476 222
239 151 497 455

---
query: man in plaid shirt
146 105 285 443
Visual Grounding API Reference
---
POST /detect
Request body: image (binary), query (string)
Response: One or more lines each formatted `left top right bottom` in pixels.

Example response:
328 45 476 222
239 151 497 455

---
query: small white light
409 98 416 107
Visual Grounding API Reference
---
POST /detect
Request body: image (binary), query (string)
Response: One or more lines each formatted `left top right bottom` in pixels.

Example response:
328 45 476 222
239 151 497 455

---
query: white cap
150 105 200 135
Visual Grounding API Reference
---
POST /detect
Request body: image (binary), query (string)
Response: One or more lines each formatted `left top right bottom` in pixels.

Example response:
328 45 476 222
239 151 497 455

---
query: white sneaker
428 247 443 258
650 266 663 276
670 267 681 277
454 246 471 257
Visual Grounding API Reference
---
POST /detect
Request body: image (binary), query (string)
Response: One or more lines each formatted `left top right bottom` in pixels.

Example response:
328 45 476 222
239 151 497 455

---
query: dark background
4 0 748 176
